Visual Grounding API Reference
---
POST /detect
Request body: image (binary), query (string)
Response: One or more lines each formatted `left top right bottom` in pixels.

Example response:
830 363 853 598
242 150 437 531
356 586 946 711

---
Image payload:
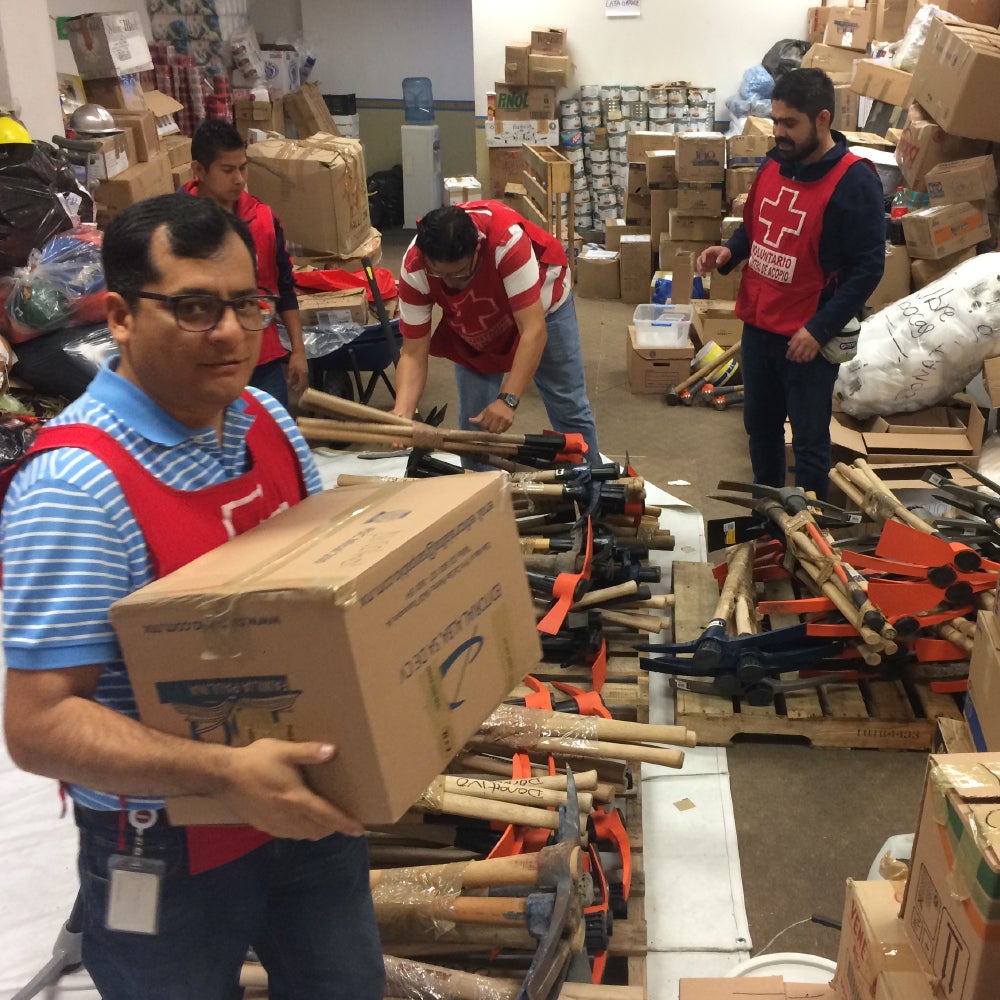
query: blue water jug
403 77 435 123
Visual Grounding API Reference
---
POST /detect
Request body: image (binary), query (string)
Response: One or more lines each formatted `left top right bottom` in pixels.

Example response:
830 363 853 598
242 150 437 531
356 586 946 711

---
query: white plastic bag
834 252 1000 418
891 4 958 71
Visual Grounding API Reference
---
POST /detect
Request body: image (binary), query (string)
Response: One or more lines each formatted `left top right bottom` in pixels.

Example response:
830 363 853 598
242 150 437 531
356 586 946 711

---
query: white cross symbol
758 186 807 250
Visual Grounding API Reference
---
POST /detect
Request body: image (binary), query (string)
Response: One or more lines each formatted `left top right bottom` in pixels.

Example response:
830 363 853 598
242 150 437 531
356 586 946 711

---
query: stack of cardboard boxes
65 12 188 223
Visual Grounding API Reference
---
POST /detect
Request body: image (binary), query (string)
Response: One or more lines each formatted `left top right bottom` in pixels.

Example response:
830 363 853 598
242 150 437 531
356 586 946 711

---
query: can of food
561 129 583 148
597 205 620 222
562 114 582 130
591 174 612 191
623 101 646 121
581 112 603 129
573 160 586 177
563 145 584 162
574 213 593 231
591 127 609 149
687 105 711 122
687 121 711 133
611 166 629 187
591 160 611 177
667 103 689 120
596 189 617 208
609 148 628 165
560 98 581 116
625 119 647 133
648 102 669 121
600 85 622 101
621 85 642 102
603 98 623 121
580 84 602 99
651 120 675 133
581 98 602 114
574 187 592 205
648 85 671 104
608 133 628 149
582 129 598 147
590 146 610 163
605 120 629 135
667 87 688 106
687 87 715 108
672 118 691 133
573 173 589 191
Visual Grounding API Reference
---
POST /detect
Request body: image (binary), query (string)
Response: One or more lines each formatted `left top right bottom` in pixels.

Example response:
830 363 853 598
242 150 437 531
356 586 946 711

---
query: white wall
471 0 815 119
0 1 63 141
300 0 473 100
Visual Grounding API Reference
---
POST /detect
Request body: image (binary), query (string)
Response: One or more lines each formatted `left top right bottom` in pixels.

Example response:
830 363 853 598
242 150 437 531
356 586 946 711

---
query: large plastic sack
11 323 112 399
761 39 811 83
891 4 957 71
3 226 106 344
740 65 774 103
834 252 1000 418
0 144 74 274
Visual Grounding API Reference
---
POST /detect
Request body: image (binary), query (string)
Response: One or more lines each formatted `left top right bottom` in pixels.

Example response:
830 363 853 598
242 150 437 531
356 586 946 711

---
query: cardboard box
627 323 694 394
902 752 1000 1000
89 132 130 180
110 109 159 162
829 405 986 464
235 98 285 139
894 103 989 192
160 134 192 169
575 250 621 300
493 83 558 123
807 6 833 45
284 83 339 139
692 300 743 348
852 59 913 108
650 188 679 246
676 132 726 184
443 176 483 206
964 611 1000 752
726 168 757 203
833 879 924 1000
66 11 153 80
504 43 531 86
801 42 862 77
843 130 896 151
901 202 989 259
925 156 999 208
628 131 675 163
297 288 369 326
727 134 770 166
84 74 146 112
528 54 569 88
875 0 910 43
484 118 559 148
824 6 874 51
709 264 743 300
659 235 710 268
679 977 838 1000
667 250 696 305
875 971 936 1000
669 211 721 243
624 163 650 224
530 27 567 54
911 19 1000 143
109 476 540 826
721 216 743 240
247 134 371 257
605 220 647 252
95 151 173 216
867 242 911 310
170 162 192 188
936 717 978 756
834 83 861 131
906 0 1000 29
646 149 678 189
677 182 723 216
145 90 183 137
260 46 300 98
619 234 653 304
910 245 976 289
741 116 774 138
981 354 1000 408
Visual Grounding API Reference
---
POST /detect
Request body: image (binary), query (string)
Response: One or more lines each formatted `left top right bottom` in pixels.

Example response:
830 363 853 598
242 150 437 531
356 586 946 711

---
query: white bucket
726 953 837 984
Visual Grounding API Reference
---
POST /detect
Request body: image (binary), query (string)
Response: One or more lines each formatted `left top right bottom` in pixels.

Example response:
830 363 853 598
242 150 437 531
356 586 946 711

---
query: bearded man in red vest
183 119 308 409
698 69 885 500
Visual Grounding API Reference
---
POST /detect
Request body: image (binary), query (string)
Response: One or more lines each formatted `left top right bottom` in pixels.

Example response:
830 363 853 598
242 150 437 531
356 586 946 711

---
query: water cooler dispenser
401 77 442 228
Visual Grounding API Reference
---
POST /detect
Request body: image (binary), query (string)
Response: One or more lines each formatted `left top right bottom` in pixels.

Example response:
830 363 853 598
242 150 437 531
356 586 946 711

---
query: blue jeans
250 358 289 410
76 808 384 1000
453 296 600 469
740 323 840 500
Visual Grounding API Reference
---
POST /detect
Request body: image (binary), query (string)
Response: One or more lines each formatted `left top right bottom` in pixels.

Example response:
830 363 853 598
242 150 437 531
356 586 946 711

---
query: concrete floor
352 226 930 964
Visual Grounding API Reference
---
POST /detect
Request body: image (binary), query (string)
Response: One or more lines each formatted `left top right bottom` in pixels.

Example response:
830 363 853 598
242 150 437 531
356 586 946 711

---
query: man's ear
192 159 207 183
816 108 832 131
105 291 132 350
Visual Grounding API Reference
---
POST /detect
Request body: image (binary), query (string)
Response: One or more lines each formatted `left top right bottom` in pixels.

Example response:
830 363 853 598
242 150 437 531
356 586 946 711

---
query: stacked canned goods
559 80 717 232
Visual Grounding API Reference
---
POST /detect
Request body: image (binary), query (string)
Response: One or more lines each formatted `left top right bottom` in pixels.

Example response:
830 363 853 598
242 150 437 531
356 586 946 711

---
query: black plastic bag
367 165 404 230
761 39 812 84
10 323 109 399
0 145 74 274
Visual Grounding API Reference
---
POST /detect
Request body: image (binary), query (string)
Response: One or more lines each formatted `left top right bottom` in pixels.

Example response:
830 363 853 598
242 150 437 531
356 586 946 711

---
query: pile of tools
640 461 997 706
665 341 744 410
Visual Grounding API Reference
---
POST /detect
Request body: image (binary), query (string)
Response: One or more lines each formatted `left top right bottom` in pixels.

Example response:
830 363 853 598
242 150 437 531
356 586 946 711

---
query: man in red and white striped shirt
395 201 599 462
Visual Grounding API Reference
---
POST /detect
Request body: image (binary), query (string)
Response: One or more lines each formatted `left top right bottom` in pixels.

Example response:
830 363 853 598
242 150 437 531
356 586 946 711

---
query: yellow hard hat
0 115 31 145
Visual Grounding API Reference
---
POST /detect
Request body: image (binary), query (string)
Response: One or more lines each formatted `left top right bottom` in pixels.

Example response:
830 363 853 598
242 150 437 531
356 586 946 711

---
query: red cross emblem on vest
757 186 807 250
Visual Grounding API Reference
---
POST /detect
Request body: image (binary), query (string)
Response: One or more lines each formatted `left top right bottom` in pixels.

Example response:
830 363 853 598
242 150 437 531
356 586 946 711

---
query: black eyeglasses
134 290 280 332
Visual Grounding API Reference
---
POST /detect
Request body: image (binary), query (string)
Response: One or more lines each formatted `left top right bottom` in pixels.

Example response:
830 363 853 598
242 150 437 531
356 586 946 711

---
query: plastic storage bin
632 303 693 348
403 77 435 123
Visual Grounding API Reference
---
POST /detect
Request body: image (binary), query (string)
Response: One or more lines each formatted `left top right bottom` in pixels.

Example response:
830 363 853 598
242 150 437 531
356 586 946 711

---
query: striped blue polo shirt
1 361 322 811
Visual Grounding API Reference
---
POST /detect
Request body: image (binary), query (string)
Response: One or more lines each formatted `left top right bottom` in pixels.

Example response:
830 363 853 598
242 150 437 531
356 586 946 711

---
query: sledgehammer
665 340 741 406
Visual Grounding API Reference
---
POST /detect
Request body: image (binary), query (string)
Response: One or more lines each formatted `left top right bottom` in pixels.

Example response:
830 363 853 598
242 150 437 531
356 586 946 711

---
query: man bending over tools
394 201 600 464
697 68 884 500
2 195 383 1000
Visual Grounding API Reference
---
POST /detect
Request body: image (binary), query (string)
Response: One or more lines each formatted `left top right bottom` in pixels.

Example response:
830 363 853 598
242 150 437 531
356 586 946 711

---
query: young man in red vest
698 69 885 499
395 201 600 464
2 196 383 999
184 119 308 409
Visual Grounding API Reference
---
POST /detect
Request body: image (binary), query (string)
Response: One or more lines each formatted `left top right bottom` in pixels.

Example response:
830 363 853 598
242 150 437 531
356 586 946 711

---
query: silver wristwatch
497 392 520 410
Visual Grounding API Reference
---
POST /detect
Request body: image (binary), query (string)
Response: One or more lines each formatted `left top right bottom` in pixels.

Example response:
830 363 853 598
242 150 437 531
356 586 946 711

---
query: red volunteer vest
735 153 859 336
26 392 308 873
182 182 286 366
427 200 569 375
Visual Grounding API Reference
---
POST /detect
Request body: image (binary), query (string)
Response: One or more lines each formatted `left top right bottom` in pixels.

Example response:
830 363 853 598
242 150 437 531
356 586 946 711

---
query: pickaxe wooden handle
666 341 741 402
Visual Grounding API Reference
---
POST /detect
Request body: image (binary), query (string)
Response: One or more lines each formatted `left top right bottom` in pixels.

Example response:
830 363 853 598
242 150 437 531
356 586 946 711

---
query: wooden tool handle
299 388 413 426
532 736 685 769
570 580 640 610
598 609 672 633
593 718 697 748
673 340 741 394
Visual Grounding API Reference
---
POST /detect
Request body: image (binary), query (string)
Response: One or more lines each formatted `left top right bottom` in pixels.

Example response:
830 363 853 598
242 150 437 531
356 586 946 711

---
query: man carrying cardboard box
182 119 308 409
697 69 884 498
1 195 383 1000
394 200 600 465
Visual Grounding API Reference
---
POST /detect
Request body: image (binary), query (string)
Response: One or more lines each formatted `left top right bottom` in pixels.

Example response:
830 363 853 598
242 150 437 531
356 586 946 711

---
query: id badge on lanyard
106 808 166 935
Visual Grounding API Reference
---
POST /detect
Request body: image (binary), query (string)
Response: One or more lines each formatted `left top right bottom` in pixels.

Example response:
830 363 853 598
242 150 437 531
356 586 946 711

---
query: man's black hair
772 68 835 121
102 194 257 305
190 117 246 168
415 206 480 262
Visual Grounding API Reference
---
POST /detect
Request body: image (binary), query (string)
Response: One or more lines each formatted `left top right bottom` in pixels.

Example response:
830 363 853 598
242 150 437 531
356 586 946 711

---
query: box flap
145 90 184 115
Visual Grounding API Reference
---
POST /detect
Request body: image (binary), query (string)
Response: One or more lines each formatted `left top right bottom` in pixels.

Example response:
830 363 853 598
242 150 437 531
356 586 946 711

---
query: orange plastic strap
523 675 554 711
550 679 612 719
588 638 608 694
537 518 594 636
591 806 631 900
